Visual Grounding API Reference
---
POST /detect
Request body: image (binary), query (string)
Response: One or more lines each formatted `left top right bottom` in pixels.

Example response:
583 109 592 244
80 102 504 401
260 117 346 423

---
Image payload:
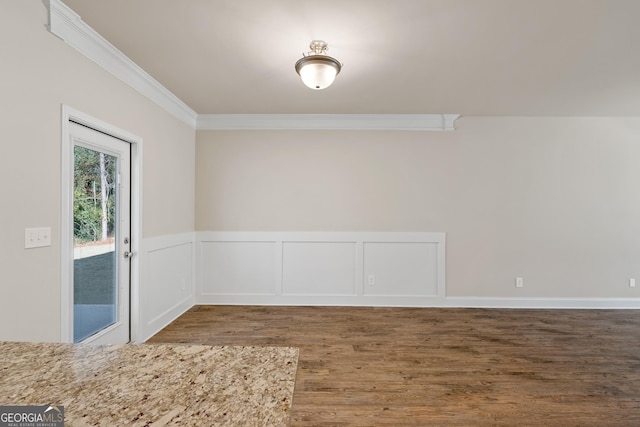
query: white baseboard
443 297 640 309
196 295 640 309
141 295 193 342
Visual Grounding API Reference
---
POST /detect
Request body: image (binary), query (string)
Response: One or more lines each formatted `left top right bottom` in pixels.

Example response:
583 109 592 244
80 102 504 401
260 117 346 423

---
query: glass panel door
73 146 118 342
70 120 130 345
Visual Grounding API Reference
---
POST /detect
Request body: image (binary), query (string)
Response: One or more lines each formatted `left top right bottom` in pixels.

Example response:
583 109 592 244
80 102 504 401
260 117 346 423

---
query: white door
69 121 131 344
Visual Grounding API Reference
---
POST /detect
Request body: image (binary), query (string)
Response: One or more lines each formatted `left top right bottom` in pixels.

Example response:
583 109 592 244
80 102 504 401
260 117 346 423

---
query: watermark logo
0 405 64 427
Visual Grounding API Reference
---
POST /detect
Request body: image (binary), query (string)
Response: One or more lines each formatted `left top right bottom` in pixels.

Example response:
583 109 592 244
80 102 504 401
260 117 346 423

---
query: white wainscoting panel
201 241 277 295
364 242 440 297
132 232 640 341
140 233 195 342
282 242 357 296
196 232 446 306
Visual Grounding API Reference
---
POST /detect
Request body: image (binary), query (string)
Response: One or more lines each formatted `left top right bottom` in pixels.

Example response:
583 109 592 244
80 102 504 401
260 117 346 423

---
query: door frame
60 105 142 344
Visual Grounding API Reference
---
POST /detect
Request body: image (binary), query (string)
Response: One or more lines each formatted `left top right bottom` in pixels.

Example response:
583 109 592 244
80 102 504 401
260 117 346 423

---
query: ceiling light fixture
295 40 342 90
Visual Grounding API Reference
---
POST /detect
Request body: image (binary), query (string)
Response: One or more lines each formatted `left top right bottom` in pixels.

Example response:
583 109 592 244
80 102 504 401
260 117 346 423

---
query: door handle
123 251 135 259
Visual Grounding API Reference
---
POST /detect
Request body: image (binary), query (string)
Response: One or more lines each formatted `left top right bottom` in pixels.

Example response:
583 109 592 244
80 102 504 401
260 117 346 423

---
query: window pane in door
73 146 118 343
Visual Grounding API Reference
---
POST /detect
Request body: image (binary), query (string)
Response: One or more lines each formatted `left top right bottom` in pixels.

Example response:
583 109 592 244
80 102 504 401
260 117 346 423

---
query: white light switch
25 227 51 249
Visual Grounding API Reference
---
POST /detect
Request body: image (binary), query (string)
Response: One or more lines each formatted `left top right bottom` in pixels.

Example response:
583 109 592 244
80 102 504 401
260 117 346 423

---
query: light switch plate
25 227 51 249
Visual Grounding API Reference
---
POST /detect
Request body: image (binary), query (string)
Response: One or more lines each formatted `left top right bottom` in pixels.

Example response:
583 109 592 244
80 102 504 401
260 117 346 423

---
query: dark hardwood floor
148 306 640 426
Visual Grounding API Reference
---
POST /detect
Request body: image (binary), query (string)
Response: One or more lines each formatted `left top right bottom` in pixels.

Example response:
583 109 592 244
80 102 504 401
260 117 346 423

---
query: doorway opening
61 106 141 344
72 133 128 342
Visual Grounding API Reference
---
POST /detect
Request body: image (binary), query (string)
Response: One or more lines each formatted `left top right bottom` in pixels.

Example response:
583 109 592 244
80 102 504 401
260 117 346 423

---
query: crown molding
46 0 197 128
45 0 459 132
196 114 460 131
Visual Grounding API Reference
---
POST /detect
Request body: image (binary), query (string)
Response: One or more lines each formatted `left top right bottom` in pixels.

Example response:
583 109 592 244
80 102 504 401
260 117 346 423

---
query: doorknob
124 251 135 259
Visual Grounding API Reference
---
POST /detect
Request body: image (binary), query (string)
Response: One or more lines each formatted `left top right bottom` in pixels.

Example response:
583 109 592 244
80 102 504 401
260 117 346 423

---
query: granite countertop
0 342 299 426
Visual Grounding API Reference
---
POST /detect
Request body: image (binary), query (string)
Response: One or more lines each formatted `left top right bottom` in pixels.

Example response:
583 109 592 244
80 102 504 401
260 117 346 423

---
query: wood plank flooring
148 306 640 426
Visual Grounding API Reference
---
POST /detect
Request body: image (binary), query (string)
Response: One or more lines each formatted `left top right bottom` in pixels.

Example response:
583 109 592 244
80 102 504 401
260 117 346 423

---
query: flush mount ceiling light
295 40 342 90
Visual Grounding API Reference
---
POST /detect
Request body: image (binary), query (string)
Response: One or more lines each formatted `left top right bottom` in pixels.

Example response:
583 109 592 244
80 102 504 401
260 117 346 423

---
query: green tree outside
73 146 116 244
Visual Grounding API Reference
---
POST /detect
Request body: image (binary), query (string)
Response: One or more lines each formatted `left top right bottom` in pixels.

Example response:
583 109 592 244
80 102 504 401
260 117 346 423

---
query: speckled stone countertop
0 342 299 426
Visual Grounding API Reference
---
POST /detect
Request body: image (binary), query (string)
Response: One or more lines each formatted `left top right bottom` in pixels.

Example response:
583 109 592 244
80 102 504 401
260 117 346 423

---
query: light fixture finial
309 40 328 55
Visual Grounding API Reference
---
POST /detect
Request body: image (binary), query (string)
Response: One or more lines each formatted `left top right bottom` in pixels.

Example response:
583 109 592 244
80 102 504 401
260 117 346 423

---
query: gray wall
0 1 195 342
196 117 640 298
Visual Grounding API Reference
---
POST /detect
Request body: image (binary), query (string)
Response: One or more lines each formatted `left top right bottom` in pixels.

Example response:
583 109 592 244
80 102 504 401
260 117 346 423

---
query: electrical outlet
516 277 524 288
630 278 636 288
181 278 187 291
368 274 375 286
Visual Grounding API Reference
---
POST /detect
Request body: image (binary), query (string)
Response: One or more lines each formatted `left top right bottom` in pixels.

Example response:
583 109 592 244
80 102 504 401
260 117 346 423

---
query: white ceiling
61 0 640 116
